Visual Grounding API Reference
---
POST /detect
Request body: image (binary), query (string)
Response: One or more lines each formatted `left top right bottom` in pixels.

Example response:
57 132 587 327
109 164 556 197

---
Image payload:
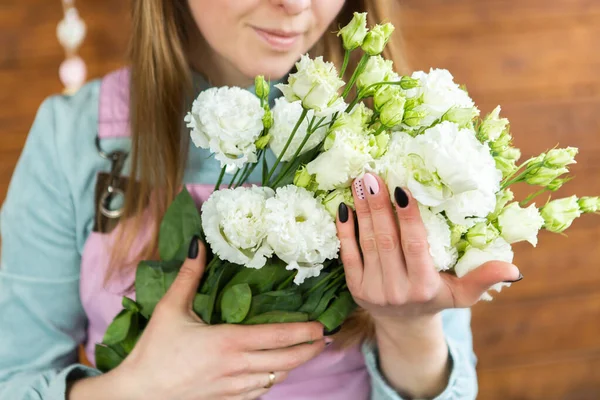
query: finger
439 261 521 308
221 371 288 398
336 202 363 292
244 340 326 372
231 321 324 351
393 187 438 287
363 173 407 301
162 236 206 311
352 177 383 287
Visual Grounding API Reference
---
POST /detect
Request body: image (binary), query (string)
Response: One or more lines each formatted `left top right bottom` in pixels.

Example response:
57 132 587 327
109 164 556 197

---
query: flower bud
337 12 368 51
541 196 582 233
578 196 600 213
525 166 569 186
442 107 479 128
466 222 499 249
450 224 468 246
255 133 271 150
374 84 401 112
495 156 518 178
488 189 514 222
490 129 513 153
402 109 426 127
369 131 390 158
478 106 509 142
356 56 396 96
254 75 269 99
293 166 315 189
262 107 273 129
322 188 355 217
498 202 544 246
399 76 420 90
547 177 570 192
361 23 395 56
380 95 406 128
545 147 578 168
330 103 372 134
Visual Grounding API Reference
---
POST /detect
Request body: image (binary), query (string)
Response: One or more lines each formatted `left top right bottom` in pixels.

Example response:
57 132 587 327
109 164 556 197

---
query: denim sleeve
363 308 478 400
0 97 101 399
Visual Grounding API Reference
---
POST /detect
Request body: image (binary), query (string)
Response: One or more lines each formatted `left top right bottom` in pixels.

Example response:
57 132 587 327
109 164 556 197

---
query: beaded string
56 0 87 94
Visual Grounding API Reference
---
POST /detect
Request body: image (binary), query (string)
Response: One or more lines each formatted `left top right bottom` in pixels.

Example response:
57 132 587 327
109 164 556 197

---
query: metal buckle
95 136 129 219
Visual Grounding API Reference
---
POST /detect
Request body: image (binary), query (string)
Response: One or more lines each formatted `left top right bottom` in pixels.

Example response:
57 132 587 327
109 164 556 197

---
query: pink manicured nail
363 173 379 195
353 179 366 200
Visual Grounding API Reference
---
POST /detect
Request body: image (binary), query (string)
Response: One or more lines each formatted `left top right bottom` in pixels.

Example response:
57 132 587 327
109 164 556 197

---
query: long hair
111 0 408 350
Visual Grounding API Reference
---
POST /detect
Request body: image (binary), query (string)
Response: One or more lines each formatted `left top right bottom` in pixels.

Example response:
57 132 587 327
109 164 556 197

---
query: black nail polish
188 235 200 259
324 325 342 336
503 273 523 283
394 187 409 208
338 202 349 223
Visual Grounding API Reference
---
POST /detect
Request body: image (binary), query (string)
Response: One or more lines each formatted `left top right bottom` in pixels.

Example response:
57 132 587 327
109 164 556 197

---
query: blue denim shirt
0 79 478 399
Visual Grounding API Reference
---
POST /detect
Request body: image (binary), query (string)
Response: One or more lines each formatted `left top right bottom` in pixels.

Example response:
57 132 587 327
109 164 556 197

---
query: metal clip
95 136 129 219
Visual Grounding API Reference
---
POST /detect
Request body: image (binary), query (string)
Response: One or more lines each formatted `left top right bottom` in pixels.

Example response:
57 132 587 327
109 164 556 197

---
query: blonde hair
112 0 408 350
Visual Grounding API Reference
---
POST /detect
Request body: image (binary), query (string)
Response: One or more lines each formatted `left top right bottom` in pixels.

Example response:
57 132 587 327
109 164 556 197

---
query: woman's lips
253 27 302 51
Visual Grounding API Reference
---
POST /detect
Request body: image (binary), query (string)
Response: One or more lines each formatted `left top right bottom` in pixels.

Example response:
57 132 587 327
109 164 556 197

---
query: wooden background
1 1 599 398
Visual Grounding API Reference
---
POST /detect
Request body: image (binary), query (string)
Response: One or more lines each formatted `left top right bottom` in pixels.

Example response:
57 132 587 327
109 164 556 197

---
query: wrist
67 365 139 400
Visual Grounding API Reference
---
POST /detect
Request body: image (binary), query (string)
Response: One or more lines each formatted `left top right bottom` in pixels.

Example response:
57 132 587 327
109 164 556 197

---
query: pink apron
79 69 371 399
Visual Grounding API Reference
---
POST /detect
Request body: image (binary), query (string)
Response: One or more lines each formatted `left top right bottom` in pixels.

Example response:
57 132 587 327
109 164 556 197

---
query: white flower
419 206 458 271
498 202 545 246
306 128 376 191
434 190 498 226
405 69 477 128
201 186 274 269
265 186 340 284
275 54 345 115
454 237 514 301
479 106 509 142
356 56 397 96
185 87 264 171
269 98 333 162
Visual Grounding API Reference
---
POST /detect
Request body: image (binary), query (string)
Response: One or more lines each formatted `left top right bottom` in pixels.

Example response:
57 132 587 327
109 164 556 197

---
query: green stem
342 54 370 99
276 271 298 290
339 49 351 79
265 108 308 186
306 264 343 295
344 95 362 114
519 188 548 207
214 166 227 192
206 257 221 272
323 271 346 292
374 124 386 136
237 150 263 187
228 167 242 188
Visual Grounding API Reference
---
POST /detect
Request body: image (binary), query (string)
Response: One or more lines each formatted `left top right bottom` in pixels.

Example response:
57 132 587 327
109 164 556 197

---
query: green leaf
247 288 302 318
120 312 140 354
199 262 235 324
317 291 357 331
244 311 309 325
95 344 125 373
135 260 182 318
192 293 209 320
262 151 269 184
308 286 338 320
158 187 203 262
221 283 252 323
223 261 294 295
122 297 141 312
102 309 133 345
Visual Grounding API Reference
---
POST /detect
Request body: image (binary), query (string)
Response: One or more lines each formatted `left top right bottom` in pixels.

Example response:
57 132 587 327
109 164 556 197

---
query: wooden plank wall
1 1 599 398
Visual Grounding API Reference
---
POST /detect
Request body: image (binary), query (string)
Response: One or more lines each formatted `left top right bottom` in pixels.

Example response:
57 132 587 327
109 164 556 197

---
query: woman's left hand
336 173 522 323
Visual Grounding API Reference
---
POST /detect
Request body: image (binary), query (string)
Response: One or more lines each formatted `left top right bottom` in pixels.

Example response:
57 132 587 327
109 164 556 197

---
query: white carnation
454 237 514 301
201 186 274 269
265 185 340 284
275 54 345 116
406 69 477 127
498 202 545 246
184 87 264 171
419 206 458 271
306 128 376 191
269 98 333 162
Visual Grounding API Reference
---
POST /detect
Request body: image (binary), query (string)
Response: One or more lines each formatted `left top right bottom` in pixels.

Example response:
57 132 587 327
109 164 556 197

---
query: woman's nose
272 0 311 15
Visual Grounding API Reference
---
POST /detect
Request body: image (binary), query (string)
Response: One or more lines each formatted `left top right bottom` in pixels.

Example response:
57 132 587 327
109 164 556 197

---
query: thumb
163 236 207 311
444 261 521 307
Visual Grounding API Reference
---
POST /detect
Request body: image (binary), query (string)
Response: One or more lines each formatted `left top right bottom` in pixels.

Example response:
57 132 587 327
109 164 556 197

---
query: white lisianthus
201 186 274 269
498 202 545 246
478 106 509 142
405 69 477 128
265 186 340 284
356 56 397 96
185 87 264 171
330 103 373 135
269 98 334 162
321 188 355 218
434 189 498 226
454 237 515 301
540 196 582 233
419 206 458 271
307 128 376 191
275 54 345 116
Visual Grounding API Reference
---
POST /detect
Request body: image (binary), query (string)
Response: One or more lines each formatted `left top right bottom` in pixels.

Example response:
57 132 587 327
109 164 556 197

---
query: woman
0 1 521 399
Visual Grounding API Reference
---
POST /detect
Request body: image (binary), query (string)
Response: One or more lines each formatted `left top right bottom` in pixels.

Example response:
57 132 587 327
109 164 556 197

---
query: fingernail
363 173 379 195
324 325 341 336
503 273 523 283
188 235 199 259
338 202 349 223
394 187 409 208
354 179 366 200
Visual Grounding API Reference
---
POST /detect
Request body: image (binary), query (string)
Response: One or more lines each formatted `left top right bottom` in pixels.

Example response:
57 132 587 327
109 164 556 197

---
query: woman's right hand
69 239 327 400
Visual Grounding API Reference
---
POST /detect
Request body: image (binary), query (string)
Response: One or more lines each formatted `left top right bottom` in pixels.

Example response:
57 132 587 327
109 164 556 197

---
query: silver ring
264 372 276 389
99 187 125 219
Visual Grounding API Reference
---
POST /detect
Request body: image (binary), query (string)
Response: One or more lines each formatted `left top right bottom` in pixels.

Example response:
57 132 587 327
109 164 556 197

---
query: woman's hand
69 239 326 400
337 172 521 322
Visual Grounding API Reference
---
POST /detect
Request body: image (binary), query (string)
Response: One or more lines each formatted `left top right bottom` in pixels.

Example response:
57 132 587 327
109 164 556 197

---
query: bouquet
96 13 599 372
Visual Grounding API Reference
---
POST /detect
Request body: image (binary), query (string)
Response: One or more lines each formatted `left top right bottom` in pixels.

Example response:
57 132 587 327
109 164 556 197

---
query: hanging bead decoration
57 0 87 94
